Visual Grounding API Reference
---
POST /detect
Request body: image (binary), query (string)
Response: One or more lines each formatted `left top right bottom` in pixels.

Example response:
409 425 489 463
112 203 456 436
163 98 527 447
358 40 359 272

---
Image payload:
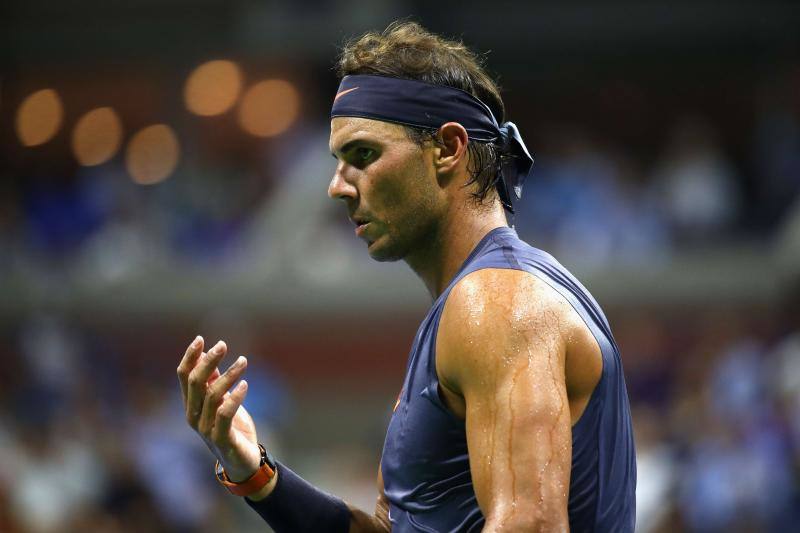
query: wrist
215 444 277 498
226 463 261 483
222 444 263 482
245 467 279 501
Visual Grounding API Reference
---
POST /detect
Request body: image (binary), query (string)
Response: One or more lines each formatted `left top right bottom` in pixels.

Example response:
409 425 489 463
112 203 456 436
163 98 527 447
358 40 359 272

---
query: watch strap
215 444 276 497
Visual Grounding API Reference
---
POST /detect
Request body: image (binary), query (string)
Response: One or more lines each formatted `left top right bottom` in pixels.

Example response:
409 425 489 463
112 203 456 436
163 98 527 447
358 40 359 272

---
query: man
177 22 636 532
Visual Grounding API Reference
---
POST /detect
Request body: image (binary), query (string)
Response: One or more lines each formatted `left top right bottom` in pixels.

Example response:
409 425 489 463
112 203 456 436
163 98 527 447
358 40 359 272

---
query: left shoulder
436 268 576 392
442 267 575 338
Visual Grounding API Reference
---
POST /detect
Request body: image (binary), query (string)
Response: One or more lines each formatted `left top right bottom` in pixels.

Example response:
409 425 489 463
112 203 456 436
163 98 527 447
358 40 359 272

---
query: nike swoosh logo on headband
333 87 360 102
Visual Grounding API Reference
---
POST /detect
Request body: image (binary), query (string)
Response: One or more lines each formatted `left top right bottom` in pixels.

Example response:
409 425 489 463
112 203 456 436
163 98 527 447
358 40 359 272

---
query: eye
356 147 375 162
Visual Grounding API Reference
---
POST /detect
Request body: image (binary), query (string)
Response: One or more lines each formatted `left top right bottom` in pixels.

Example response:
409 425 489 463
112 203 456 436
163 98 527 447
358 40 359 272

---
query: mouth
349 213 375 240
355 221 370 238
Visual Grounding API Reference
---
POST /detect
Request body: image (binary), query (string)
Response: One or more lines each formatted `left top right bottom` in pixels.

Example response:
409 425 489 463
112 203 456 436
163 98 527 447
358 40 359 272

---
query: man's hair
337 21 507 207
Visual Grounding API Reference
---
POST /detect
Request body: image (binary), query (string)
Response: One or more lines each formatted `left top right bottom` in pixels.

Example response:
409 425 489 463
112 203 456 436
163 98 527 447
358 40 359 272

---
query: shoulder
436 268 576 392
441 267 575 339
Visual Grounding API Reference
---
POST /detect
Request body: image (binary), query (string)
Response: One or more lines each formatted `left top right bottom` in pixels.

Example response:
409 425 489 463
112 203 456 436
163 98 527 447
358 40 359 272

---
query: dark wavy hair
337 21 507 207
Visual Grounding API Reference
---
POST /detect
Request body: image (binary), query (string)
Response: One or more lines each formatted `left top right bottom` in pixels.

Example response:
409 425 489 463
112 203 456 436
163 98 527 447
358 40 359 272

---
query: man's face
329 117 444 262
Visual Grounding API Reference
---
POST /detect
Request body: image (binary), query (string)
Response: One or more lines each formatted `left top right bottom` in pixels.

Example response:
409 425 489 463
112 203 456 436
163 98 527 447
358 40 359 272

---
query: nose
328 162 358 201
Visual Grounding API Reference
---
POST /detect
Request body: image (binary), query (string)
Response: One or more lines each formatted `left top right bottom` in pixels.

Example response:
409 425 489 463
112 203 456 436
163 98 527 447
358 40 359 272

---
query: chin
365 235 407 262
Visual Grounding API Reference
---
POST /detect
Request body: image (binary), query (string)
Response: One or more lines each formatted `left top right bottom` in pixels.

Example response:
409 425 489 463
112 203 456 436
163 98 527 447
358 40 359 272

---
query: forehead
329 116 409 152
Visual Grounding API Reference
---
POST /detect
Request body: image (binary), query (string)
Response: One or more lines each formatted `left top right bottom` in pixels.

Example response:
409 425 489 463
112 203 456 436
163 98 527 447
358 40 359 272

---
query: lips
355 221 370 238
349 214 372 239
349 213 370 226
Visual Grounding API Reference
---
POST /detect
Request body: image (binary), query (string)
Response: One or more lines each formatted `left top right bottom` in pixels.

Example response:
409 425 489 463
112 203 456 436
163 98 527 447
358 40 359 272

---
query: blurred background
2 1 800 531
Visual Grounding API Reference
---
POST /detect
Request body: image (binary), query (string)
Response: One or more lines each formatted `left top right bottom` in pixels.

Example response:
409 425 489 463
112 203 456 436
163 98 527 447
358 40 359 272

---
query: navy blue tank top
380 226 636 532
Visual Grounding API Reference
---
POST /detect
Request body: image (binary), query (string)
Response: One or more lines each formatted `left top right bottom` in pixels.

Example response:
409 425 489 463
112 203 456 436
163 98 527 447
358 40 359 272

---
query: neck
404 200 508 299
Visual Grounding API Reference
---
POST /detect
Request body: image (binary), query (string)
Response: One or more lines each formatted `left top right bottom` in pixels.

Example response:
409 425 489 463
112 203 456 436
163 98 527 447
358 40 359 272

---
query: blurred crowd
1 88 800 532
0 308 798 532
2 17 799 533
625 310 800 532
2 97 799 282
0 314 297 533
516 105 800 268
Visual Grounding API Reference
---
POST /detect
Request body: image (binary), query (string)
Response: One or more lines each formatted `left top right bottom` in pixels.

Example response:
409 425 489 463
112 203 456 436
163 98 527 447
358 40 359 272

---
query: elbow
483 510 568 533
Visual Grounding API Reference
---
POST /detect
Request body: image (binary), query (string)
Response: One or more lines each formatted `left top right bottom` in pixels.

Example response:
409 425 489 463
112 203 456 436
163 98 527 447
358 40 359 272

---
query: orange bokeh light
71 107 123 166
15 89 64 147
184 60 243 116
237 79 300 137
125 124 180 185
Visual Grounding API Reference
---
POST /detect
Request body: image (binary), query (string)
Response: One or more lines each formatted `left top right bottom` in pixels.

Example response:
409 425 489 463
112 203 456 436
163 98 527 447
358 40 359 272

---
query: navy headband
330 74 533 213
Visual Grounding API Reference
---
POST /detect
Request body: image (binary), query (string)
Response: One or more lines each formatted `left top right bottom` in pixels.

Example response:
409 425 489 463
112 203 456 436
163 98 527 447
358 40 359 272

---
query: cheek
372 170 406 208
368 160 414 217
381 154 435 206
366 149 439 235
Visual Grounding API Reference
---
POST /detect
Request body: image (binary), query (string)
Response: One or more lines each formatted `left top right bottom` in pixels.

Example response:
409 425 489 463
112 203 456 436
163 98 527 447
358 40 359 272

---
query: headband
330 74 533 213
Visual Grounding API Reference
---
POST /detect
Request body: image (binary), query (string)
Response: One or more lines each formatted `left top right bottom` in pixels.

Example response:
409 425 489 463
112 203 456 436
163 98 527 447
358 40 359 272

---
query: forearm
244 462 389 533
245 462 351 533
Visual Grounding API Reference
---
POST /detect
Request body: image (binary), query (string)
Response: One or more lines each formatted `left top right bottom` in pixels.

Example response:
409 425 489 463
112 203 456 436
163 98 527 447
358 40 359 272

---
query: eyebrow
330 139 369 159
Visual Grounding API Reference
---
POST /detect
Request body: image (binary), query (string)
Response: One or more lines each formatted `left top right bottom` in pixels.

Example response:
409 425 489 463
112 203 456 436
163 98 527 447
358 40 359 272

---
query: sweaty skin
348 268 603 533
436 268 602 532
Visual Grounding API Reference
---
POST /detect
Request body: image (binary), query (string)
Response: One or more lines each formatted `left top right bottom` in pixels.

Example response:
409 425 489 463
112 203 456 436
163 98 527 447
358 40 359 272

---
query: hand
177 336 262 482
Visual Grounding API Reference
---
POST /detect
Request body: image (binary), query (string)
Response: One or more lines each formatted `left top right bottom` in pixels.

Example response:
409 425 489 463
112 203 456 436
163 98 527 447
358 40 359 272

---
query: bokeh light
71 107 124 166
184 60 243 116
15 88 64 146
125 124 180 185
237 79 300 137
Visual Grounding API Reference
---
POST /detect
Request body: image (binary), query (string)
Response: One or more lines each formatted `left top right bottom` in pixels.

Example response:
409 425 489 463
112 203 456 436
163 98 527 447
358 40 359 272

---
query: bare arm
347 467 391 533
437 269 572 532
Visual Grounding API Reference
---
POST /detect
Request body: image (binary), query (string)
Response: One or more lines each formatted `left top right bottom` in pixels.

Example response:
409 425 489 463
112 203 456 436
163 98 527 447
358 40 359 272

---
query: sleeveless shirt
380 226 636 532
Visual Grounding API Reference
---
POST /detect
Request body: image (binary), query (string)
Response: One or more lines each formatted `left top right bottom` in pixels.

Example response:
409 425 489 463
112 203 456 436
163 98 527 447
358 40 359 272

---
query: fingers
198 355 249 435
207 367 221 387
177 336 204 402
185 340 228 428
211 379 249 444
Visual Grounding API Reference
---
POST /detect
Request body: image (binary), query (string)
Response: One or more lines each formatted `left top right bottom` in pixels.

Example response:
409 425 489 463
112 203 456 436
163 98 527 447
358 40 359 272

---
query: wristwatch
215 444 277 497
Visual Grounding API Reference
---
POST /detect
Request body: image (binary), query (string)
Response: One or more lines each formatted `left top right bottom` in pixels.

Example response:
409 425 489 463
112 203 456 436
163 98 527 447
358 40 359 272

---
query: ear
435 122 469 176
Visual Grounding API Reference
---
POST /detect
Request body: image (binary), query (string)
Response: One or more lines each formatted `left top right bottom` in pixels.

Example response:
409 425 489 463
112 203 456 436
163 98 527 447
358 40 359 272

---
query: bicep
464 344 571 530
437 269 573 530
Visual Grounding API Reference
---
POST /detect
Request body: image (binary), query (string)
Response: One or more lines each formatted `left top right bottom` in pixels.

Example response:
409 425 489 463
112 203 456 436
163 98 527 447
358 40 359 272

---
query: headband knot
331 74 533 213
498 121 534 204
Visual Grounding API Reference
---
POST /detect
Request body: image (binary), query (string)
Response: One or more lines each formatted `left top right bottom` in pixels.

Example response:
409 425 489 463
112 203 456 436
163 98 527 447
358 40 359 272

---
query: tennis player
177 22 636 532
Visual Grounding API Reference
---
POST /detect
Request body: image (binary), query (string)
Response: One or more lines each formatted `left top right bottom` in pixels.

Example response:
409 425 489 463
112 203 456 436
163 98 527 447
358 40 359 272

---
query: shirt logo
393 391 401 412
333 87 359 102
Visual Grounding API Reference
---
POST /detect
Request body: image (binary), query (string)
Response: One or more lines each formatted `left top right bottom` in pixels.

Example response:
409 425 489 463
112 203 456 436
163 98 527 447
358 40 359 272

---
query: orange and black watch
215 444 277 497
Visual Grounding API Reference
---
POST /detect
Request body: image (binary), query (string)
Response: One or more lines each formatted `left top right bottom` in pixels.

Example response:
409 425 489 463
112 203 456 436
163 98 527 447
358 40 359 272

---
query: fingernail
210 341 223 355
234 356 246 368
192 336 202 347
